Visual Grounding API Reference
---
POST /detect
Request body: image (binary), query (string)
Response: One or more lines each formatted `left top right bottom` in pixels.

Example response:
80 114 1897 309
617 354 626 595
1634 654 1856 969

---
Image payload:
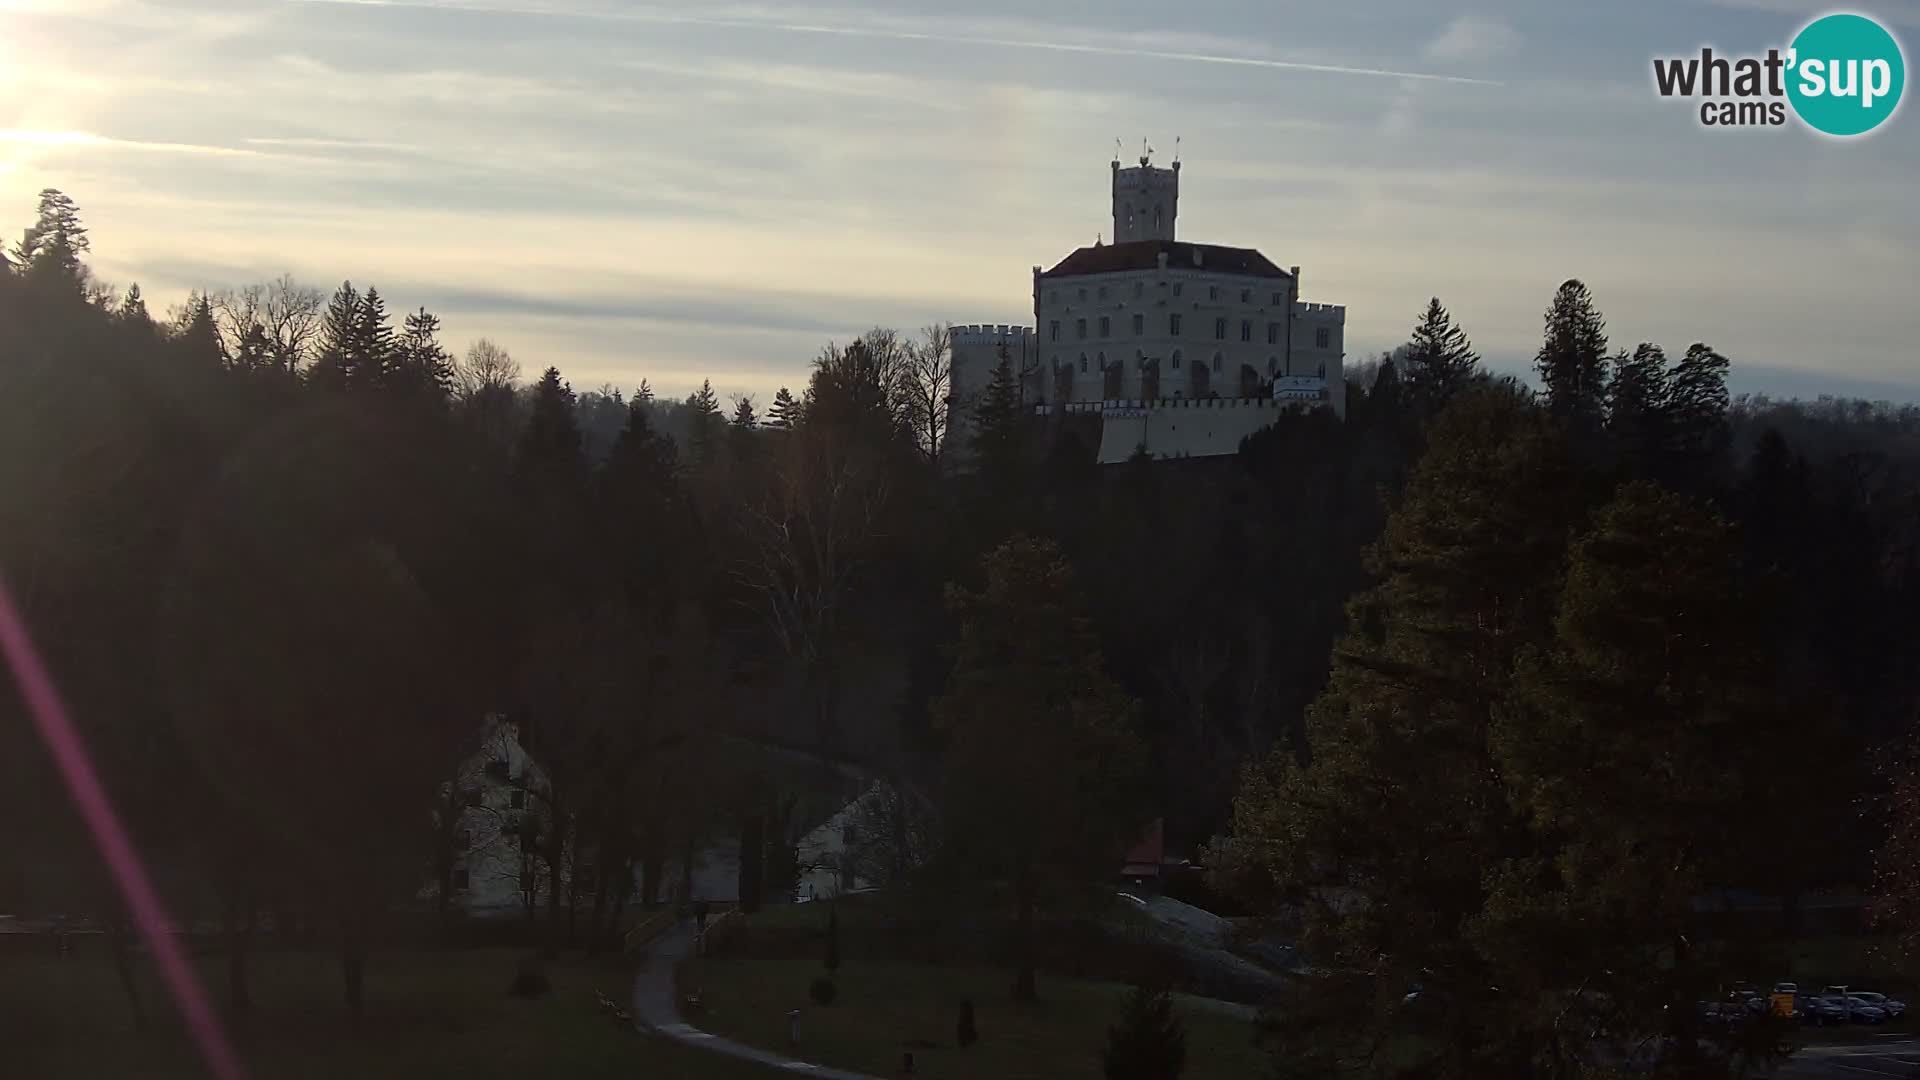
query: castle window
1080 355 1088 373
1134 282 1144 298
1240 320 1252 342
1208 285 1219 301
1078 287 1087 301
1099 316 1110 338
1076 318 1087 340
1241 288 1251 303
1171 350 1182 370
1267 322 1279 345
1049 320 1060 342
1098 286 1108 300
1172 283 1183 297
1212 352 1223 372
1097 351 1106 371
1132 313 1144 335
1316 326 1331 348
1169 313 1182 336
1214 317 1227 340
1271 291 1283 306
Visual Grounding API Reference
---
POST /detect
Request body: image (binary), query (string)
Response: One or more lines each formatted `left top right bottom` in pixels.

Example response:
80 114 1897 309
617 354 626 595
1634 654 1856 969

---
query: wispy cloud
1424 15 1521 63
287 0 1504 86
0 129 265 157
1698 0 1920 29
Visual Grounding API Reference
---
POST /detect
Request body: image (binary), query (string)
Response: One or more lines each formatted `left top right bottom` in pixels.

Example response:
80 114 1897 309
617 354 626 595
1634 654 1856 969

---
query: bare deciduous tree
901 323 952 468
456 338 520 399
212 274 323 374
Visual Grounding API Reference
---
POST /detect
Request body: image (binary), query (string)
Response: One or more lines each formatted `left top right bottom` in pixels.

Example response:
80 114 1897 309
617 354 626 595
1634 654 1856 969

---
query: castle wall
1065 395 1330 464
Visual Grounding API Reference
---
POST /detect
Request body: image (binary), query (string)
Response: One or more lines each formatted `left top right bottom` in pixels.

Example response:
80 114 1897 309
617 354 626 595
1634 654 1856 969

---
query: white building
951 151 1347 463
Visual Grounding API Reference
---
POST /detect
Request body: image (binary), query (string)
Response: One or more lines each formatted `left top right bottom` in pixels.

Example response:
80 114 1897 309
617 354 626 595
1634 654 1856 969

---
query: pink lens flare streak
0 574 247 1080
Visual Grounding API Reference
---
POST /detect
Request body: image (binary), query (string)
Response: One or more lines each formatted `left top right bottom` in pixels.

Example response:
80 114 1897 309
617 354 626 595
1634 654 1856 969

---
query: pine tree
397 306 455 401
968 354 1023 490
767 386 799 430
635 378 654 403
933 536 1145 1002
599 398 690 602
1368 354 1401 411
1103 983 1187 1080
1534 279 1610 433
730 394 757 429
687 379 723 468
118 283 150 329
1206 384 1580 1074
519 367 584 484
353 287 398 391
14 188 89 284
311 281 362 390
1401 297 1479 415
1663 342 1731 481
1606 343 1668 473
175 292 225 368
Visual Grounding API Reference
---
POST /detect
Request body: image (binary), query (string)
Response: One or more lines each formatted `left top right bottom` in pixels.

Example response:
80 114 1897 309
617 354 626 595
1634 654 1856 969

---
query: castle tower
1111 148 1179 243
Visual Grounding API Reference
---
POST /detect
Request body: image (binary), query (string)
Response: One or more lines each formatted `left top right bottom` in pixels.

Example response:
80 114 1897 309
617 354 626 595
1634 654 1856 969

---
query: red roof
1041 241 1292 280
1123 819 1166 871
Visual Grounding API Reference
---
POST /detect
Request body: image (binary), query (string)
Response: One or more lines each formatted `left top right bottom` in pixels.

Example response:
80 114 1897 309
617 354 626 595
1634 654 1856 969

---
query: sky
2 0 1917 405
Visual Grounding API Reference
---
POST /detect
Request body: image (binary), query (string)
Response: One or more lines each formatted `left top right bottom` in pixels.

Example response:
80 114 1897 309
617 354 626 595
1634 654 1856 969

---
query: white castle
949 149 1347 463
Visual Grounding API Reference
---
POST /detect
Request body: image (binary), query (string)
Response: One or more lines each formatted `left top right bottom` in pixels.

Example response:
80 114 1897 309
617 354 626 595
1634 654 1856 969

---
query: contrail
287 0 1503 87
0 574 247 1080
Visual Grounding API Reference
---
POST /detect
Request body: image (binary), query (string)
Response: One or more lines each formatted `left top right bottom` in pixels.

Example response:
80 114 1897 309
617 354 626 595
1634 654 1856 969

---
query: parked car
1849 991 1905 1019
1824 995 1888 1024
1772 981 1798 995
1799 994 1848 1025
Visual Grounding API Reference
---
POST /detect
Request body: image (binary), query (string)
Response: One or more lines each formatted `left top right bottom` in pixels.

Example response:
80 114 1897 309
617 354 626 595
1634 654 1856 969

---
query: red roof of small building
1041 241 1292 280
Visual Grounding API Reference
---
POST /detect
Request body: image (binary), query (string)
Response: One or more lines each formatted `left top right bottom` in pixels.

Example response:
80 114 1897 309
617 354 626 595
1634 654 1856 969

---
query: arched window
1079 355 1088 373
1171 350 1183 370
1096 351 1106 372
1212 352 1223 372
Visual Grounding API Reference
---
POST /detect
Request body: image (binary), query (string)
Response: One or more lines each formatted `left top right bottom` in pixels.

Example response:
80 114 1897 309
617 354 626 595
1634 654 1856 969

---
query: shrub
809 975 837 1006
1103 983 1185 1080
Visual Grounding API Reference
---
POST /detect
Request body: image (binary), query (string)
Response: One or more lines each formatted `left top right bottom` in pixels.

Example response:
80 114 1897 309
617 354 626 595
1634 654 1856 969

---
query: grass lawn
12 943 779 1080
679 902 1271 1080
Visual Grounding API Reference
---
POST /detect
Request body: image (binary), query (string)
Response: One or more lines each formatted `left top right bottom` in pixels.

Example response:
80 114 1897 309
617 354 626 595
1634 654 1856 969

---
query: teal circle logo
1787 13 1905 136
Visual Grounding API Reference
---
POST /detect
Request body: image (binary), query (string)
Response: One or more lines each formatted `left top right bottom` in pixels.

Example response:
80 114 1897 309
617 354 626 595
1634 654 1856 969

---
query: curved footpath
630 919 884 1079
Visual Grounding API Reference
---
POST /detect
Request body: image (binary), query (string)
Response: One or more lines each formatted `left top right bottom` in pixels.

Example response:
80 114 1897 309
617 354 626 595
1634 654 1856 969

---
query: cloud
288 0 1502 86
0 129 265 157
1424 15 1522 63
1698 0 1920 29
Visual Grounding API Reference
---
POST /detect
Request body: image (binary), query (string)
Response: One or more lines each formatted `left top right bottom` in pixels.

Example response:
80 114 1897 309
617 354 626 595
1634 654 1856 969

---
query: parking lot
1775 1037 1920 1078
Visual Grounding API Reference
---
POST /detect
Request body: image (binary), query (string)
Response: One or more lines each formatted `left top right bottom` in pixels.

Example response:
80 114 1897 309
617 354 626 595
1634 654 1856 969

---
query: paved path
630 919 885 1079
1770 1036 1920 1078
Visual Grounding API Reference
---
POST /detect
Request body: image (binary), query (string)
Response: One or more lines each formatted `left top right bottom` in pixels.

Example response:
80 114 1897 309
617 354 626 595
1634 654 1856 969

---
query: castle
949 150 1347 463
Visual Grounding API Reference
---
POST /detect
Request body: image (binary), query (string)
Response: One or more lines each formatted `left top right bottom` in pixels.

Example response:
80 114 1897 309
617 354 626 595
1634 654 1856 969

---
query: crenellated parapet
1293 302 1346 322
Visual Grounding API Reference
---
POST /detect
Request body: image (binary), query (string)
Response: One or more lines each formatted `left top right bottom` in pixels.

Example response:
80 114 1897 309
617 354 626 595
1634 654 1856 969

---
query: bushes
809 976 837 1006
1103 983 1185 1080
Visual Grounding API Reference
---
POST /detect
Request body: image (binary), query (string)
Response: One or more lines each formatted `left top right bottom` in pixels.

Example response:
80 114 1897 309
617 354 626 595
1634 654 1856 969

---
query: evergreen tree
1207 384 1580 1075
687 379 723 468
933 536 1145 1001
968 354 1023 490
519 367 583 482
1534 279 1610 434
118 283 150 329
1401 297 1479 415
1606 343 1668 472
730 394 757 429
175 292 225 368
1367 354 1401 412
635 378 653 403
353 287 398 391
310 281 362 390
767 386 799 430
232 323 275 374
1103 983 1187 1080
1663 342 1731 481
396 306 455 401
14 188 90 285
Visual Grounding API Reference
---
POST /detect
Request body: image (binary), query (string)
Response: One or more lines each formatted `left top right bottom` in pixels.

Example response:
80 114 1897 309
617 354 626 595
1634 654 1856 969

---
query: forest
8 187 1920 1077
